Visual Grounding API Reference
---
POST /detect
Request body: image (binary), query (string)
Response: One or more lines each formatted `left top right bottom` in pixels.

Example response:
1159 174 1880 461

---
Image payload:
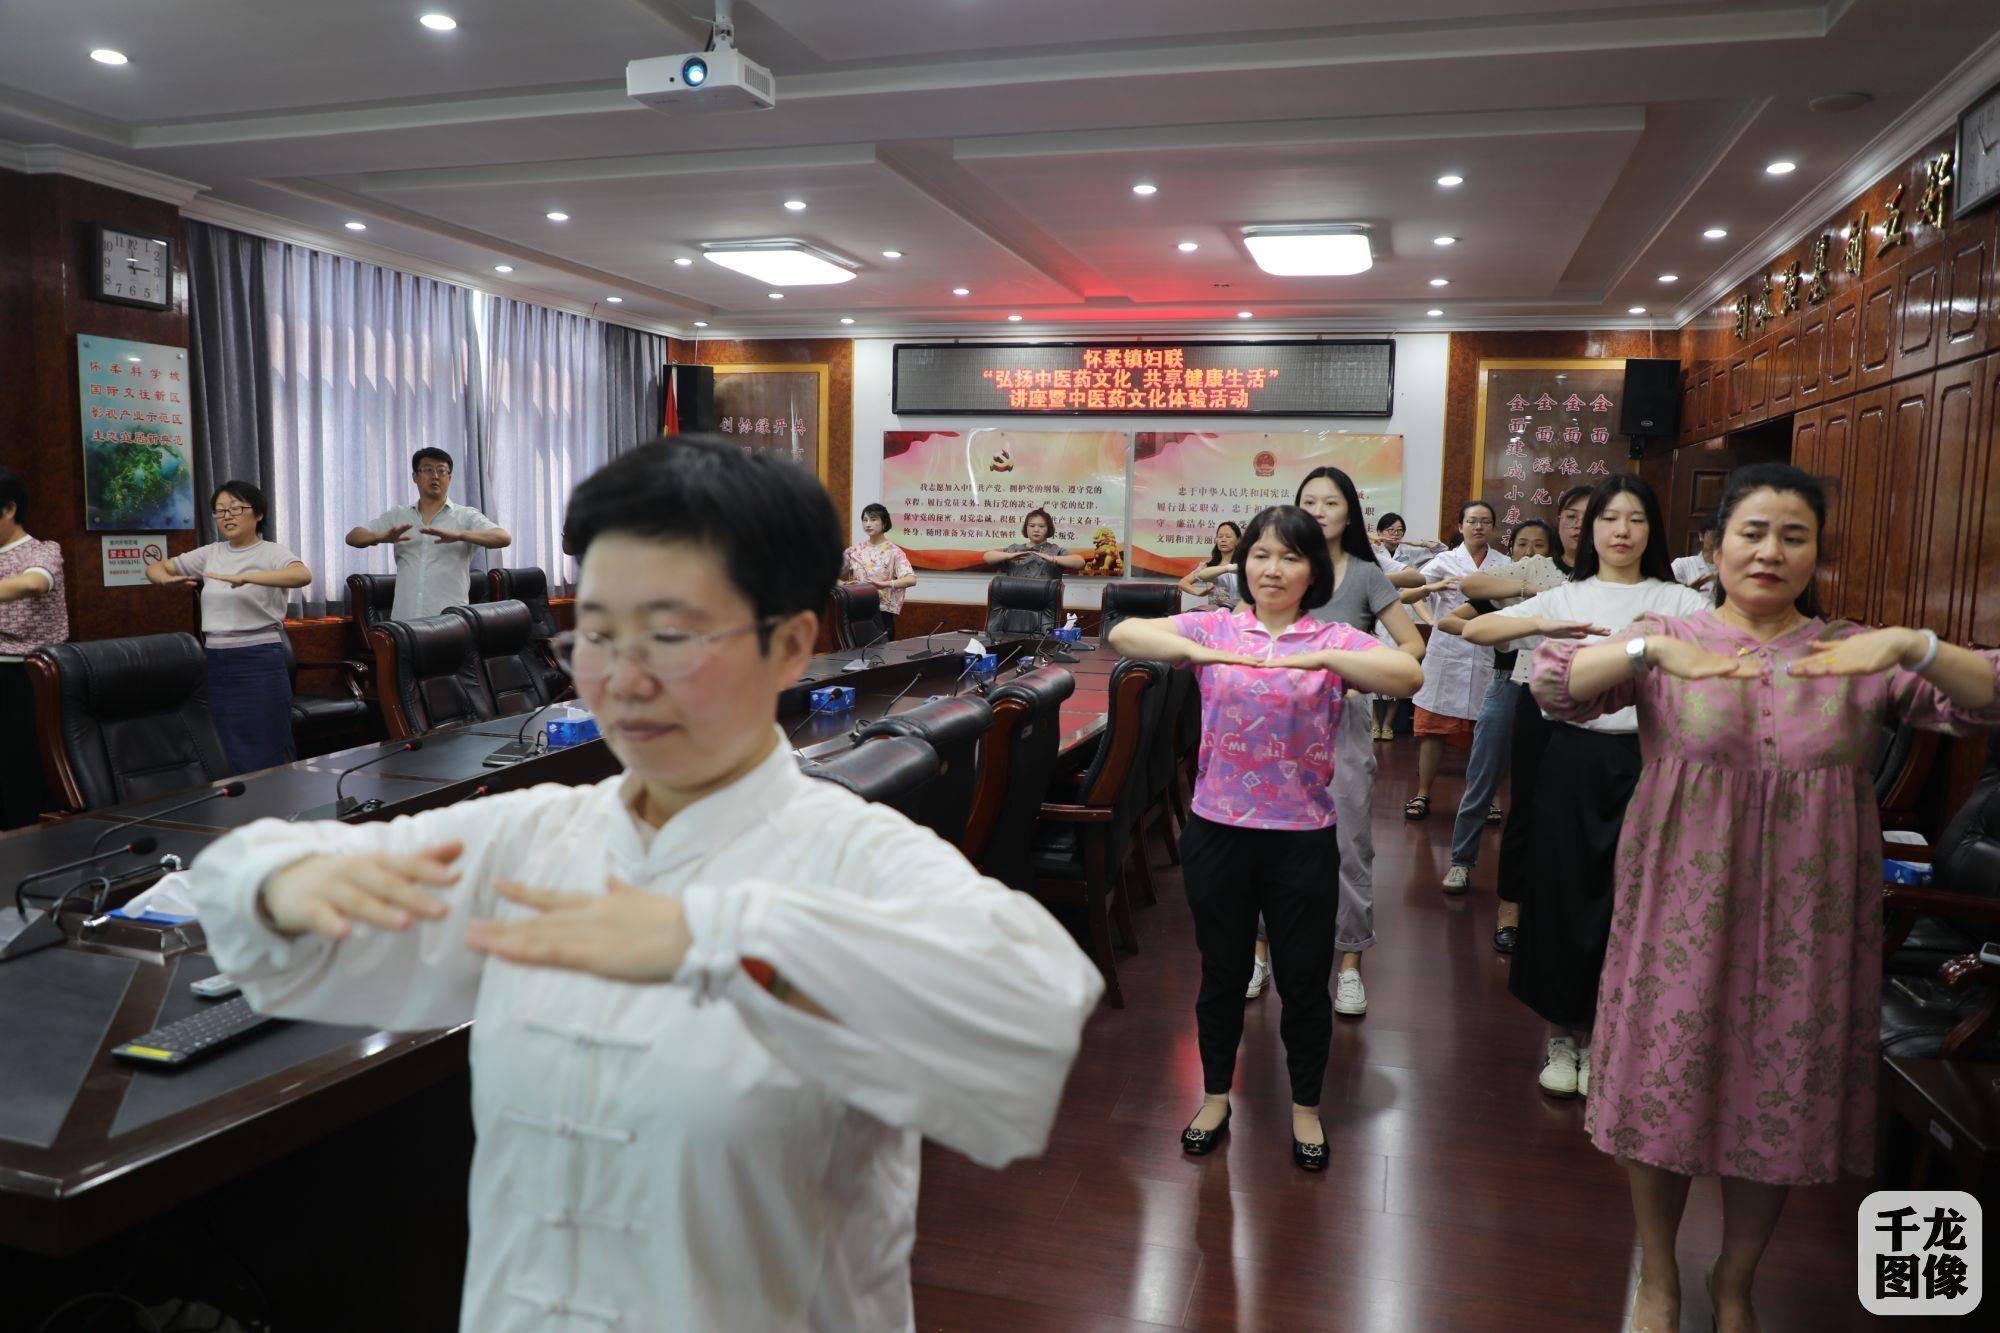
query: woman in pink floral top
1531 464 2000 1333
1108 505 1421 1172
841 503 917 639
0 466 71 828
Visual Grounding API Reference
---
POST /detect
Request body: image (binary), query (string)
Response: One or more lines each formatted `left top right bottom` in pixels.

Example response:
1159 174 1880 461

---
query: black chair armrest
1939 953 1996 993
294 656 371 700
1883 884 2000 928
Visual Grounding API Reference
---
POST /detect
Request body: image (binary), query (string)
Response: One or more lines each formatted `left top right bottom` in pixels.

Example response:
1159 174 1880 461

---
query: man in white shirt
1671 518 1720 590
345 447 510 620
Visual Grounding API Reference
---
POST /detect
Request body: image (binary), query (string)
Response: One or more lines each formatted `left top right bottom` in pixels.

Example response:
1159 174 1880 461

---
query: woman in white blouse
1401 500 1509 819
185 438 1104 1333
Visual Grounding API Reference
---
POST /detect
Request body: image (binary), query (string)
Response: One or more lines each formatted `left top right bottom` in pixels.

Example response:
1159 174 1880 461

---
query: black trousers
1182 815 1342 1105
0 661 49 830
1495 684 1552 905
878 611 897 643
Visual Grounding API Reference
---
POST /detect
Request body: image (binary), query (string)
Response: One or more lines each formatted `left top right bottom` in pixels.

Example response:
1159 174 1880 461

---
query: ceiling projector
627 45 775 112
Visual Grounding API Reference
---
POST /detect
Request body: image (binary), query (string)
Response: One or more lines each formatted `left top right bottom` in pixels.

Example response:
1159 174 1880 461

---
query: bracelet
1625 635 1652 677
1910 628 1940 673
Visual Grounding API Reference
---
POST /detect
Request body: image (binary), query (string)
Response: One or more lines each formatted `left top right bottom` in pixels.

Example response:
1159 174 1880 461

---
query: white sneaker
1334 969 1367 1016
1576 1044 1591 1098
1538 1036 1579 1098
1245 957 1271 999
1441 864 1470 894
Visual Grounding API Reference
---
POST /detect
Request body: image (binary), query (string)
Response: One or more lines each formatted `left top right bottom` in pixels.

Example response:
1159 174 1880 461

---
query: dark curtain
602 322 673 454
185 221 274 544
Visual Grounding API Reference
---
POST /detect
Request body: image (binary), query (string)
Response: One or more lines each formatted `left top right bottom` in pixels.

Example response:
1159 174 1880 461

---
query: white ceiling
2 0 1998 340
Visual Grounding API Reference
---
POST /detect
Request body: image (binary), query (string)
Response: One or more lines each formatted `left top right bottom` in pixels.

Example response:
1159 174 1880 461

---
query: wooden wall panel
1824 285 1862 399
1891 239 1944 383
1856 263 1901 393
1744 338 1771 422
1967 351 2000 647
1939 207 1998 367
1836 387 1891 624
1814 397 1854 616
1768 324 1798 414
1874 374 1934 629
1794 301 1827 405
1915 357 1985 639
682 338 855 540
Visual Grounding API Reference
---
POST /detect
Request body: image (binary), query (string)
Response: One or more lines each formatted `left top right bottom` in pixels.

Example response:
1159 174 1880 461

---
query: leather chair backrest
346 573 397 654
1074 658 1163 876
466 572 489 605
969 665 1076 889
28 633 230 811
445 599 550 718
372 614 495 738
486 567 558 642
1936 735 2000 902
802 735 940 824
1099 581 1180 640
855 694 993 847
985 575 1062 639
833 584 890 651
1141 669 1193 803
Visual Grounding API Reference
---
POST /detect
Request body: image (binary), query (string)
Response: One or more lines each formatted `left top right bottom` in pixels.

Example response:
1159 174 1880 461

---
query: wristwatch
1625 636 1651 676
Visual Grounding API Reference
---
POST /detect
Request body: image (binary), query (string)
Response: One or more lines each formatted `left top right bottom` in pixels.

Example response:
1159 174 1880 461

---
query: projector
627 48 775 112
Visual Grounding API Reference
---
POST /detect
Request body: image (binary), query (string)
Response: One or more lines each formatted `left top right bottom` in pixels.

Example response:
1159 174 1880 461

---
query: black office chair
964 665 1076 886
25 633 231 813
985 575 1062 640
855 694 992 847
446 600 553 718
802 735 940 825
1098 581 1180 640
366 614 497 739
832 584 890 651
280 627 371 754
486 567 565 698
346 572 398 658
466 571 489 605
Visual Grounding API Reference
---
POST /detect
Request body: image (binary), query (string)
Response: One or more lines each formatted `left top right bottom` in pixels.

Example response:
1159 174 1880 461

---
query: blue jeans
1450 675 1521 867
205 643 296 777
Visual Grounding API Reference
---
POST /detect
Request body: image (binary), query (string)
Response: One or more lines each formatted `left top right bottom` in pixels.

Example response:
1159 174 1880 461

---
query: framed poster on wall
713 363 829 487
880 430 1129 574
1472 359 1629 543
77 336 195 531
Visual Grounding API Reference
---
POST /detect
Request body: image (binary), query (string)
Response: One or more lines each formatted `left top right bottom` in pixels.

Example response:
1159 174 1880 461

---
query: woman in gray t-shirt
1290 467 1426 1021
146 480 313 776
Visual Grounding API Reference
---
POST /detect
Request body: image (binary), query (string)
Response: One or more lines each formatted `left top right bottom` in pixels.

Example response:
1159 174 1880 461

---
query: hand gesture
465 876 691 983
422 526 467 544
1538 619 1611 640
1196 645 1269 669
158 571 199 589
1644 635 1765 682
1265 651 1333 672
207 571 248 588
1787 628 1921 680
1423 576 1461 596
379 523 413 545
259 841 462 939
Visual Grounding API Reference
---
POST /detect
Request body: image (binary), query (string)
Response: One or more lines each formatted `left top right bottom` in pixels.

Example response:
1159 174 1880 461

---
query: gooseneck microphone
89 781 244 856
841 625 889 672
4 836 161 962
906 620 950 662
292 739 427 821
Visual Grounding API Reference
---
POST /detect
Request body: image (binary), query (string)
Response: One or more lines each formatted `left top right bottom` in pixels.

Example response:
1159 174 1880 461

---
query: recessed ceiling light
1703 227 1728 239
693 321 709 328
783 199 807 211
768 292 784 300
1007 314 1023 322
839 317 855 325
1177 241 1200 253
1658 273 1679 283
1241 224 1372 276
419 14 457 31
881 250 903 259
1628 306 1647 315
673 257 693 267
90 49 127 65
702 241 858 286
344 221 368 231
1236 310 1254 319
1132 183 1158 196
545 211 569 222
493 265 513 273
1433 235 1457 247
1437 174 1464 187
1809 91 1872 114
1765 160 1796 175
1429 277 1450 287
606 296 623 304
953 287 970 296
1426 308 1444 317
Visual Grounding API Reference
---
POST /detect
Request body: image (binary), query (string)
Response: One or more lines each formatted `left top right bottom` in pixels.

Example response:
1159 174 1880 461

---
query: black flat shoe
1292 1120 1328 1173
1181 1106 1230 1156
1493 924 1518 954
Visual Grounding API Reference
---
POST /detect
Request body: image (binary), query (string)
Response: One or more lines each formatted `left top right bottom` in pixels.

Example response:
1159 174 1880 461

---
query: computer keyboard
112 995 281 1067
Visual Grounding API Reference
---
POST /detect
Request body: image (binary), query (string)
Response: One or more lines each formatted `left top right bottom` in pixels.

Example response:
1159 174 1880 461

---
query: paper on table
110 873 199 923
962 637 987 657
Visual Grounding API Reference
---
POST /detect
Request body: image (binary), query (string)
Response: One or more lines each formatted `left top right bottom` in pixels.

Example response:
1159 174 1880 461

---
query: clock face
96 227 170 306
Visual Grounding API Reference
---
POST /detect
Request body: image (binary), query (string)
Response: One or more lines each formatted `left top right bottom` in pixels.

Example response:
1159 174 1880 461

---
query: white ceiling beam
0 138 206 206
620 0 716 48
334 142 880 194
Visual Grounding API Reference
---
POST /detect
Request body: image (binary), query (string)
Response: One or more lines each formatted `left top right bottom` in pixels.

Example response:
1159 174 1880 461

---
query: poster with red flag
880 429 1128 574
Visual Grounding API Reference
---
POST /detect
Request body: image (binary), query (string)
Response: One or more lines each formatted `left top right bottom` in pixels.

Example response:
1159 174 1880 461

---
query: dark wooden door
1666 432 1793 558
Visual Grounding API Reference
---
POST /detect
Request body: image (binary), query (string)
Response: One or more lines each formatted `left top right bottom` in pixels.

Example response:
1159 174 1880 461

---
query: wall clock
90 223 174 310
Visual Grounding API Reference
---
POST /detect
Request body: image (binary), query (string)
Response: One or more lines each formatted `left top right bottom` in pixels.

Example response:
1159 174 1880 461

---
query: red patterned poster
880 430 1128 574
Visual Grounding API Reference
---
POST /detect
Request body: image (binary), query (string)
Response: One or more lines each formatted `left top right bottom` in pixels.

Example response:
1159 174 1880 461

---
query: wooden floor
910 740 1879 1332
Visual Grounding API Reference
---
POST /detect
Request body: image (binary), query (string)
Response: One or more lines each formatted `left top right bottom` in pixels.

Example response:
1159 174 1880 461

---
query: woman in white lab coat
186 437 1104 1333
1402 500 1509 819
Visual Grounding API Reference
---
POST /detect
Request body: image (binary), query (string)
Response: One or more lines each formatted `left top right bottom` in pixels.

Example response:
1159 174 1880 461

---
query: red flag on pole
661 364 680 437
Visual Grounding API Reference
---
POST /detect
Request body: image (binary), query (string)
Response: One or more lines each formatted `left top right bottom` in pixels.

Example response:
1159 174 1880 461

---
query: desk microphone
788 700 841 749
904 620 950 661
4 836 159 961
960 646 1024 694
293 739 425 822
88 781 244 856
854 671 927 738
841 625 889 672
485 699 561 766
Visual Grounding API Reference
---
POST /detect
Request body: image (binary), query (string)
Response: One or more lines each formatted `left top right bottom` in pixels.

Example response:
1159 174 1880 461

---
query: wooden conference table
0 631 1117 1258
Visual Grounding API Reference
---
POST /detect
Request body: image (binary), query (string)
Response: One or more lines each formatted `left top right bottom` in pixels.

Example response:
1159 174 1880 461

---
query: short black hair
211 480 269 537
564 436 841 646
1375 511 1405 532
1555 484 1594 515
1235 505 1335 613
0 466 25 525
412 447 454 474
1460 498 1498 524
1701 511 1724 537
1294 466 1377 563
861 502 893 533
1509 519 1557 554
1711 462 1827 618
1571 473 1675 583
1022 508 1055 540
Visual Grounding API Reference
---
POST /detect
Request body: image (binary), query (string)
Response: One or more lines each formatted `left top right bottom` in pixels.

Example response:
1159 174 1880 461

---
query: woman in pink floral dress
840 502 917 639
1531 463 2000 1333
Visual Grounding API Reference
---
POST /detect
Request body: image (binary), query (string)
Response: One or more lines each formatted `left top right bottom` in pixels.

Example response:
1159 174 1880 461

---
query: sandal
1404 795 1430 821
1486 805 1504 825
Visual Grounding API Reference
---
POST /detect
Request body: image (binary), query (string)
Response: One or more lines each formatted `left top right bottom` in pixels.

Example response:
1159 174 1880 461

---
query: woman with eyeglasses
186 438 1102 1332
145 481 313 774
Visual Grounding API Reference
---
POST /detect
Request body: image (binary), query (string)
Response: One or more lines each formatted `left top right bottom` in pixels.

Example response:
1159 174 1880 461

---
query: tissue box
1053 626 1082 643
1883 859 1933 885
809 685 857 712
963 652 998 676
546 714 601 749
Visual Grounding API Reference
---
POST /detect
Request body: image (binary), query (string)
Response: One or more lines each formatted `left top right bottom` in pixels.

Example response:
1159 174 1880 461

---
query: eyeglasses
1461 517 1494 528
552 619 777 682
211 505 252 518
415 467 452 479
